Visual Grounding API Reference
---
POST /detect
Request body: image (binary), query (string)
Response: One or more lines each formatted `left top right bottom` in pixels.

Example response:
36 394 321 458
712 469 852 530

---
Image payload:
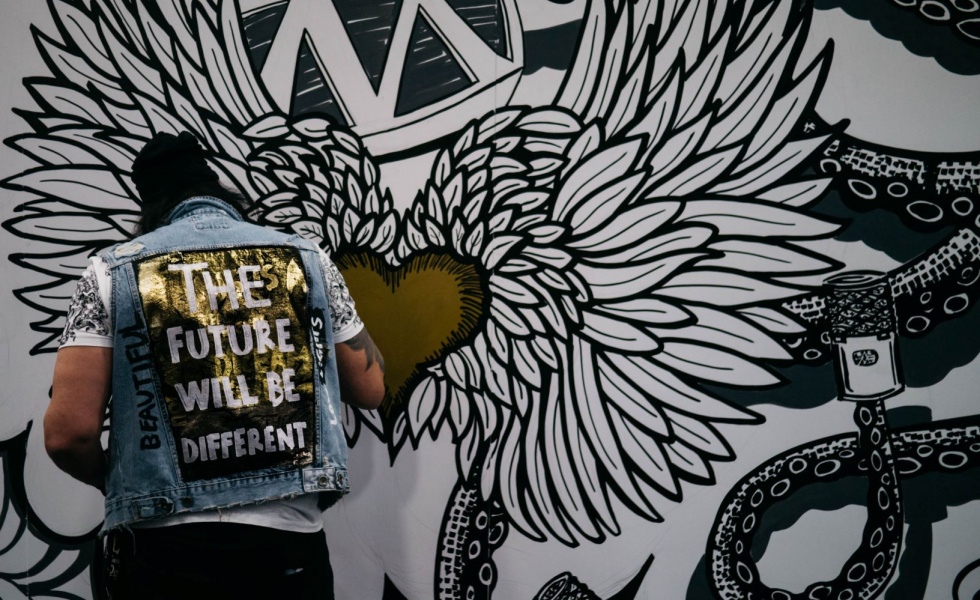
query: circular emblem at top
243 0 524 156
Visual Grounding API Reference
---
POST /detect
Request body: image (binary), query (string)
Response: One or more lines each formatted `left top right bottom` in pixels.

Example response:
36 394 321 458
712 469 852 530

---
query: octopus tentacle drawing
710 407 980 599
711 270 980 599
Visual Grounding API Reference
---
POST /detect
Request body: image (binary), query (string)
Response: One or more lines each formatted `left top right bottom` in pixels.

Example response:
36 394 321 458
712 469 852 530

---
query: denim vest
99 197 348 532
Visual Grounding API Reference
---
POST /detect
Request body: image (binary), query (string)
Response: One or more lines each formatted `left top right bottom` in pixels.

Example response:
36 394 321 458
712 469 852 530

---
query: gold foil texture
136 247 316 481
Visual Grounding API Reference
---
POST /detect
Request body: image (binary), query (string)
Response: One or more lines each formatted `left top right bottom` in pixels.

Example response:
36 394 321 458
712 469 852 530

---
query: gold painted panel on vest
136 246 316 482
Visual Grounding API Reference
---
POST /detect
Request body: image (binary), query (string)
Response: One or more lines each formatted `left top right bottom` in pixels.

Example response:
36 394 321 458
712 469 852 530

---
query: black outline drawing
1 0 978 598
0 427 99 599
709 272 980 599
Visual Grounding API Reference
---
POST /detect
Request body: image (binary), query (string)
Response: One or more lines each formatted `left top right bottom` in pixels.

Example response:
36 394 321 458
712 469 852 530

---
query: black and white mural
1 0 978 598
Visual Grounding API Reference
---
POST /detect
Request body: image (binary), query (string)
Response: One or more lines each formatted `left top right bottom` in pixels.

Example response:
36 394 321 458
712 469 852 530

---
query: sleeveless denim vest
99 197 348 532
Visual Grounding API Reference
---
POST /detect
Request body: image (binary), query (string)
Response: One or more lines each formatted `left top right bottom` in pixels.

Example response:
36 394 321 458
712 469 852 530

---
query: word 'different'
180 421 308 463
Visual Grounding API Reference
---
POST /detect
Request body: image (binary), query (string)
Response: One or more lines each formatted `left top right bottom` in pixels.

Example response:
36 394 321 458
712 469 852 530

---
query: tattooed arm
45 346 112 492
46 264 112 492
319 249 384 409
335 328 386 410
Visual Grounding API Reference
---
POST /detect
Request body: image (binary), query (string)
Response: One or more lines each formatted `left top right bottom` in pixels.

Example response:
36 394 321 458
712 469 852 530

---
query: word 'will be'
176 369 301 411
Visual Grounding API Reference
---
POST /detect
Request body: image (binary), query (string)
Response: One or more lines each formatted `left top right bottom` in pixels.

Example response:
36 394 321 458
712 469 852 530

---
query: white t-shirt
60 249 363 532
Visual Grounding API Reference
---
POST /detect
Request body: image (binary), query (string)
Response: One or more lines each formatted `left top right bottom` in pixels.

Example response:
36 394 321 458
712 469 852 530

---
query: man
43 132 385 599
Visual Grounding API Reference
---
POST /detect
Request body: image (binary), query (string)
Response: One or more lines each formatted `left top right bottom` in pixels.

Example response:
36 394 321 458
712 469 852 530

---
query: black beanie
131 131 219 202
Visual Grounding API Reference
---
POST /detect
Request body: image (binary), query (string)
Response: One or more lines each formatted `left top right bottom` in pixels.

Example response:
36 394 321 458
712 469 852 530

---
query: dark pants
105 523 334 600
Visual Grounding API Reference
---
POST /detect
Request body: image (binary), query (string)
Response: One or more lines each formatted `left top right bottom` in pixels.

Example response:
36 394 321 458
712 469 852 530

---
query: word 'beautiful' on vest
100 196 348 532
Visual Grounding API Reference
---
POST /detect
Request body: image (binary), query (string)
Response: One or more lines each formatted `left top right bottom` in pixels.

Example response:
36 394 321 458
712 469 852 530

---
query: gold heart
335 252 484 414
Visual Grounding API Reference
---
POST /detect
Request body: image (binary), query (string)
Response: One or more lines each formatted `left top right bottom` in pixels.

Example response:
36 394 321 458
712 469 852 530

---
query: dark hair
134 181 251 235
130 131 251 235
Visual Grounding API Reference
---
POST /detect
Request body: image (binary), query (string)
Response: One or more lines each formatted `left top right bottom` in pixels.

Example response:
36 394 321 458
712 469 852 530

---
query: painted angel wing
3 0 388 353
400 0 842 544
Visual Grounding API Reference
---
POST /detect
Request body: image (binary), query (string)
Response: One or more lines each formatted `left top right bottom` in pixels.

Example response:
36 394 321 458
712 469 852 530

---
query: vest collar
163 196 245 225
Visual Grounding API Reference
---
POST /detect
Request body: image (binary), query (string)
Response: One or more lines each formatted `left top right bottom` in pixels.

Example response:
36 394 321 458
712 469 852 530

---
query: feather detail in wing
403 0 841 544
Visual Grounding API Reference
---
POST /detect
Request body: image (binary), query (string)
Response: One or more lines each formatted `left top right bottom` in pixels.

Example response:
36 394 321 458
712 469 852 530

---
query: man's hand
44 346 113 492
335 329 385 410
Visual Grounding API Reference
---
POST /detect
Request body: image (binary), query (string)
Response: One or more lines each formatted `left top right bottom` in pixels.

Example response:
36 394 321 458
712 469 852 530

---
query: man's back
45 131 385 599
99 196 350 530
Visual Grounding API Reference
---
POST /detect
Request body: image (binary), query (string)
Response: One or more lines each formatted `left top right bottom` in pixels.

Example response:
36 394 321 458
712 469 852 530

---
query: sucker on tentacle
801 115 980 233
436 453 509 600
781 227 980 362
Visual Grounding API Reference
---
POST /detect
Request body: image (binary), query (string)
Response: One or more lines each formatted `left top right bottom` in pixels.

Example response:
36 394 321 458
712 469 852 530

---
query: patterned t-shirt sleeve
59 262 112 348
318 250 364 343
